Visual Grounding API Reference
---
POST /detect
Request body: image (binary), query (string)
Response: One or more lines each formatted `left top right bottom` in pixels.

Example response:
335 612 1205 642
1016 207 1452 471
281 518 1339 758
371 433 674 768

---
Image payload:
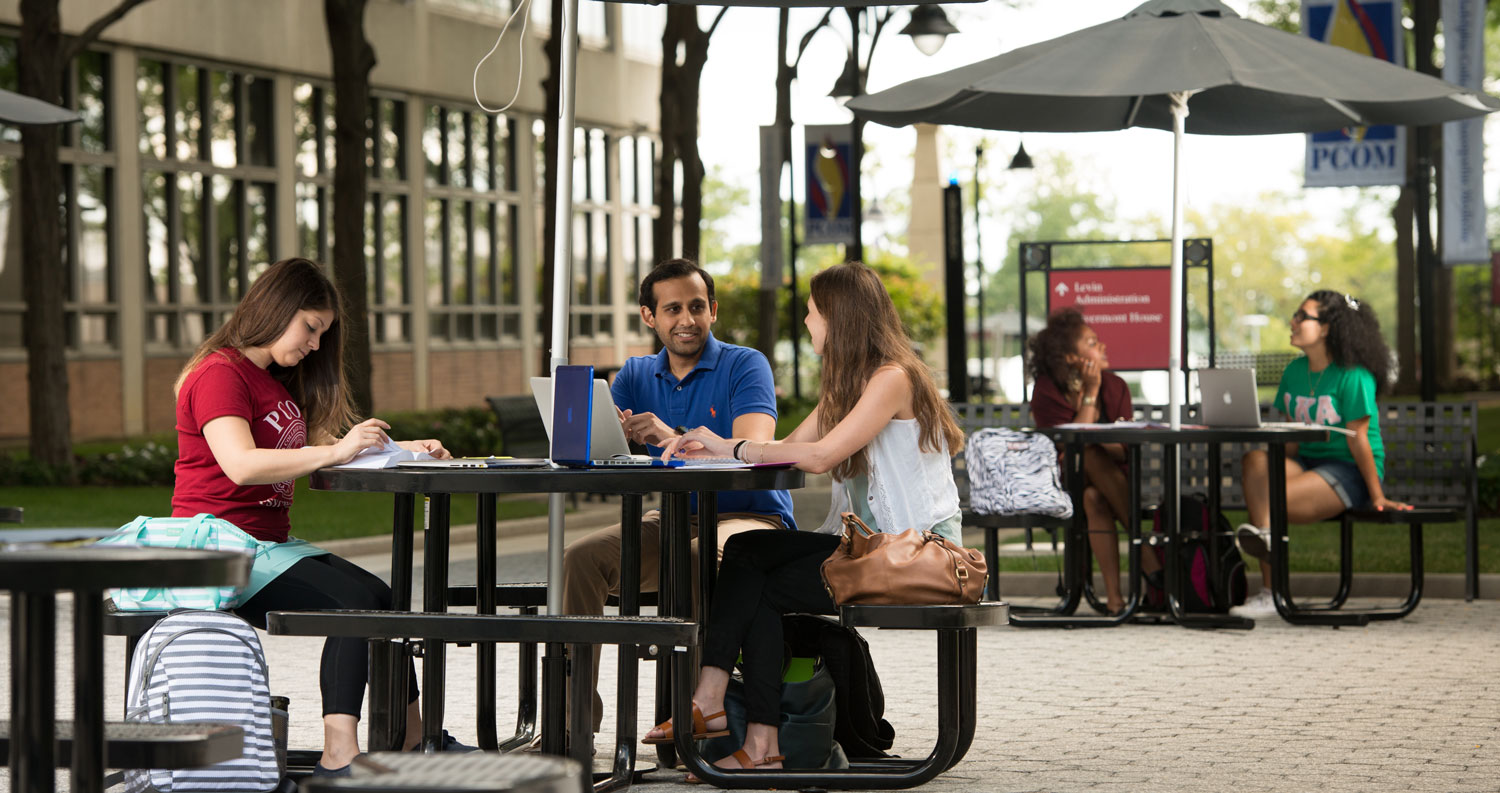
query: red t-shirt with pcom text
172 348 305 542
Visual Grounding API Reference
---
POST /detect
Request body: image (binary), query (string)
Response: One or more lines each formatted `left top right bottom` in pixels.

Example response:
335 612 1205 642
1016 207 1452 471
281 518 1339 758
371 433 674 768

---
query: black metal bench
486 395 551 460
0 721 244 770
267 609 698 778
673 602 1007 790
300 751 583 792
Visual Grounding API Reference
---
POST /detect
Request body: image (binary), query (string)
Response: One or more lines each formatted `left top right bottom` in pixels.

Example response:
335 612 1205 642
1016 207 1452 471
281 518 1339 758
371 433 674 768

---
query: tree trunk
538 0 562 371
19 0 70 472
1393 186 1418 394
324 0 376 418
653 9 685 266
756 11 795 359
677 18 712 261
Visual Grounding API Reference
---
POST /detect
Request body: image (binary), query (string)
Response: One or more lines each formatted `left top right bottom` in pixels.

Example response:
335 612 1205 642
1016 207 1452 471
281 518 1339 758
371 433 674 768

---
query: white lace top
816 418 962 543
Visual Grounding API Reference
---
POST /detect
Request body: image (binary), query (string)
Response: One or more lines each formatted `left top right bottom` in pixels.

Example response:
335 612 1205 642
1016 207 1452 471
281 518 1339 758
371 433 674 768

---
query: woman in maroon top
172 258 459 776
1028 309 1159 614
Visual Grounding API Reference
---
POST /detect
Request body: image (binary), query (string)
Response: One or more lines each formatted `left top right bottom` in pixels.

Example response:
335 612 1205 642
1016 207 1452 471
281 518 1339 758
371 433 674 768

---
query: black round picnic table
307 464 805 782
1028 424 1328 629
1 547 250 793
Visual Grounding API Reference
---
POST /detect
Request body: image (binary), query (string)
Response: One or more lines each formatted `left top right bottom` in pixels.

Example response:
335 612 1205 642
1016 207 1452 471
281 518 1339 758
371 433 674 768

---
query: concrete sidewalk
5 595 1496 792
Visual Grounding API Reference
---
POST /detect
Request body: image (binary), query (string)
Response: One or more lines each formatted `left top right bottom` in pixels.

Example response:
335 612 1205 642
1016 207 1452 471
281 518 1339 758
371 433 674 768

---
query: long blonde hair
174 258 357 442
810 262 962 480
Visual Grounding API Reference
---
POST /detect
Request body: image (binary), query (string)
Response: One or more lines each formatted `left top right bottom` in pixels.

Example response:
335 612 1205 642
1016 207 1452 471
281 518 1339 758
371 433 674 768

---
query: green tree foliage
981 153 1123 350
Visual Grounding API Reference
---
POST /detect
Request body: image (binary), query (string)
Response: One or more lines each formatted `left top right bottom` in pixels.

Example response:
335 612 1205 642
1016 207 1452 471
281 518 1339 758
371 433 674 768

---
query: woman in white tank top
646 263 964 777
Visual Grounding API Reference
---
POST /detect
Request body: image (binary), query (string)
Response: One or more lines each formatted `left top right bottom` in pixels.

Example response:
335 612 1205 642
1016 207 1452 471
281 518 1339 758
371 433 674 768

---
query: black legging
701 529 841 726
235 554 419 717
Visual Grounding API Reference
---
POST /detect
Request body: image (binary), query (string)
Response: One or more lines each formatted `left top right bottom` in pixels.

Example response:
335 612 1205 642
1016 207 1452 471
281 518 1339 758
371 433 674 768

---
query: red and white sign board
1047 268 1173 370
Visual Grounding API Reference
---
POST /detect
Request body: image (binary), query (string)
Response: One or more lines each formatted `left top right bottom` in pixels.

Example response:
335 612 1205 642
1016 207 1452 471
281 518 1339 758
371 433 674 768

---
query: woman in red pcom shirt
1028 308 1161 615
172 258 458 776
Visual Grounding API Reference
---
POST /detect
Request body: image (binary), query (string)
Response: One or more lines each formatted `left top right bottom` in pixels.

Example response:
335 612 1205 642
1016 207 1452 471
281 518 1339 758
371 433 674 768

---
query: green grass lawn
993 513 1499 574
0 480 551 543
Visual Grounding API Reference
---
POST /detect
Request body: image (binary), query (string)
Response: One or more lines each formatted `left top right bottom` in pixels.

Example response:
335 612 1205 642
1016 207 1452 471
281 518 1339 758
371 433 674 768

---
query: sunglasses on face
1292 310 1326 324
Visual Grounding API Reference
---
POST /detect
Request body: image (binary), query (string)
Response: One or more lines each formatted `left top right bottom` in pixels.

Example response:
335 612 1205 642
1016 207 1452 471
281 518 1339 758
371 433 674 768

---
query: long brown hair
174 258 357 442
810 262 962 480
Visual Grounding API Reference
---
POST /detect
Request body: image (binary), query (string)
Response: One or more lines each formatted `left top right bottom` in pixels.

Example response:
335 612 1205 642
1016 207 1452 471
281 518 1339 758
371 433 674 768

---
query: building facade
0 0 665 441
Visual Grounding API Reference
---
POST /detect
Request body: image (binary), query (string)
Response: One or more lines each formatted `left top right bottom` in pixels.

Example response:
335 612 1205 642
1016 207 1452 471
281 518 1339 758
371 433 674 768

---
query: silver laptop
1198 367 1313 429
530 376 658 466
1197 368 1263 427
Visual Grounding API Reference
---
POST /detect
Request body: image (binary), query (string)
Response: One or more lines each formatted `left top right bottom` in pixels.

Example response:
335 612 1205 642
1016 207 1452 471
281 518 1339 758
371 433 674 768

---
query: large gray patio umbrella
537 0 977 612
848 0 1499 429
0 87 80 125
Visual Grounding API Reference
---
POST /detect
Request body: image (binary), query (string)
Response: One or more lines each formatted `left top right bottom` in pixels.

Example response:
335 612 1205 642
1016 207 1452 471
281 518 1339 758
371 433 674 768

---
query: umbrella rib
1122 95 1144 127
1322 97 1366 125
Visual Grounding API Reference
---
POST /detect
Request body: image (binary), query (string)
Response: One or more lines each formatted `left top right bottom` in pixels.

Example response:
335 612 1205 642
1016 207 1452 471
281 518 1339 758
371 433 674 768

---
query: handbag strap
840 512 877 539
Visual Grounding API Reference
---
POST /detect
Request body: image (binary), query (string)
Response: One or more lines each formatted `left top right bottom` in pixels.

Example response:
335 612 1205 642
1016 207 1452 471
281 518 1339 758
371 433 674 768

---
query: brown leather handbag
820 513 988 606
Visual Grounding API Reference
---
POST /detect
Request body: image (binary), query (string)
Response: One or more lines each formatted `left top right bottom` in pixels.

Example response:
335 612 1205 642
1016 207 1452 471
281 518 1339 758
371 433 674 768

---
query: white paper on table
330 439 436 469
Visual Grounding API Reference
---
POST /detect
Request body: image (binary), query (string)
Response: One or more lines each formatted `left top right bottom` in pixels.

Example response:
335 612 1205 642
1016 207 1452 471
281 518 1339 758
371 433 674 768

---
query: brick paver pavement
6 493 1496 793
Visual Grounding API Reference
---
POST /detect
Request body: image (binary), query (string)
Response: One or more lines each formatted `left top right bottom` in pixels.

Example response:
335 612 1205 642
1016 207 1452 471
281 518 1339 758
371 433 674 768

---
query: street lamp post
971 139 1032 401
828 5 958 262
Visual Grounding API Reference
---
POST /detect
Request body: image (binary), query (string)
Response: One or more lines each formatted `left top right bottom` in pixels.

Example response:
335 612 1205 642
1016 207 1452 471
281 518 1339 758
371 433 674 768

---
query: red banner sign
1047 268 1173 370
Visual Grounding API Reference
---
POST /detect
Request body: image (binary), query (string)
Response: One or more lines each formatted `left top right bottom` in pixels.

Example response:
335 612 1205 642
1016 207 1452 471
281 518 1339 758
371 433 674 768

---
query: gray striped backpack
964 428 1074 518
125 610 286 793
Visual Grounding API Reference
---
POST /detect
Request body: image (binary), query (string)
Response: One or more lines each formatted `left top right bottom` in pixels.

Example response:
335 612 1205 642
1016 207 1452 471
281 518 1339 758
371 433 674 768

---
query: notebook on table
395 457 550 470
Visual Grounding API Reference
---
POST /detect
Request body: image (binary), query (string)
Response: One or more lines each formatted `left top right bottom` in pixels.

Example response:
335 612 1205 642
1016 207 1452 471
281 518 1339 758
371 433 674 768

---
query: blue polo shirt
611 333 798 531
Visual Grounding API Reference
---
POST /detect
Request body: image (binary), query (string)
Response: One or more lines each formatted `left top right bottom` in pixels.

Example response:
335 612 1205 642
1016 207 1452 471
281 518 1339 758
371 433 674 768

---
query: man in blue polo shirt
561 258 797 734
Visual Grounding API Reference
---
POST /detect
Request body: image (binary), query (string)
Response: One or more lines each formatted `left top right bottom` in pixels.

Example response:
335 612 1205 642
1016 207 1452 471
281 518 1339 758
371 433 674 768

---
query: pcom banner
804 124 854 246
1302 0 1405 187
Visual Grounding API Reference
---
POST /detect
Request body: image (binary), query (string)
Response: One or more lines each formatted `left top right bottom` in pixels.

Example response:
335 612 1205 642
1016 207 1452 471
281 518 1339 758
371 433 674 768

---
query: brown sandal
685 750 786 783
641 703 729 745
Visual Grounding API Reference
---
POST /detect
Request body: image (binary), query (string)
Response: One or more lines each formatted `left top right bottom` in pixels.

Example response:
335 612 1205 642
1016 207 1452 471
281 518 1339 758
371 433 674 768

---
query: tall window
571 126 612 338
139 58 275 349
367 96 410 344
294 85 411 345
619 134 654 336
0 40 119 352
424 103 520 342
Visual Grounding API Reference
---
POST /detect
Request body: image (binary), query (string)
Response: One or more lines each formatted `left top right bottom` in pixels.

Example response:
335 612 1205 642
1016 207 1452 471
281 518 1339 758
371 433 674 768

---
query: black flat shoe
312 759 355 777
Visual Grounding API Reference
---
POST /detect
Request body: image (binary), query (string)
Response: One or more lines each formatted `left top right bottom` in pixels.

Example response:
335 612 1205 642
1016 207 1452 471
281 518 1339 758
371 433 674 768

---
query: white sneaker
1229 589 1277 620
1235 524 1271 561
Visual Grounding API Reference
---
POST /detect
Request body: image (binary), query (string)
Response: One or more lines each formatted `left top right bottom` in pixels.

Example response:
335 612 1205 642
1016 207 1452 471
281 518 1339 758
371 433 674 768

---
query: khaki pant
561 509 783 732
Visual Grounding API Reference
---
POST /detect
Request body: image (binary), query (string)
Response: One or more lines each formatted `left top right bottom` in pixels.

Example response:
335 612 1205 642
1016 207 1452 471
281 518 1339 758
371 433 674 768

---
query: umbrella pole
1168 91 1193 431
546 0 581 615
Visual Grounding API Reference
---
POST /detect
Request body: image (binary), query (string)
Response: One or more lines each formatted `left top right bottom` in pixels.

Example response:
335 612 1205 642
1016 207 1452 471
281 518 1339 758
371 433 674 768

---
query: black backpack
1145 494 1247 613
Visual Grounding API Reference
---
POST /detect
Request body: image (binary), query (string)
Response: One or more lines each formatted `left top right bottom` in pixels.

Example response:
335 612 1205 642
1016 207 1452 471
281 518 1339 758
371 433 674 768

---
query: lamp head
1008 141 1033 170
900 5 959 56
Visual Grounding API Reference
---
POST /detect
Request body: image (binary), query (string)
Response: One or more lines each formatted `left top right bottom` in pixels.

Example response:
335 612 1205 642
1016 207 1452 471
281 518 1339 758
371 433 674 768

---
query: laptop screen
550 365 595 464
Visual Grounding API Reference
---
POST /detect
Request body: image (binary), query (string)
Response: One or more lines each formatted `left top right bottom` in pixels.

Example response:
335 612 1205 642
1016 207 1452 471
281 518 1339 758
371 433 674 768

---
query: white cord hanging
472 0 533 115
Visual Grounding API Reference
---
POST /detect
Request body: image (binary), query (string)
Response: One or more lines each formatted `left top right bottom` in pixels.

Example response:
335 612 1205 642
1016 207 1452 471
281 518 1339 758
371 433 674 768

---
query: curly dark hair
1306 290 1390 392
1028 308 1087 392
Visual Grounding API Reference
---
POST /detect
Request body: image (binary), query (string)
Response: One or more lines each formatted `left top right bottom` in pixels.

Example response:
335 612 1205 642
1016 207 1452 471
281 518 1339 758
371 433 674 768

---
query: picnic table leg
476 493 499 751
369 492 416 751
10 589 56 793
654 491 691 769
600 493 644 792
420 493 451 752
73 588 106 793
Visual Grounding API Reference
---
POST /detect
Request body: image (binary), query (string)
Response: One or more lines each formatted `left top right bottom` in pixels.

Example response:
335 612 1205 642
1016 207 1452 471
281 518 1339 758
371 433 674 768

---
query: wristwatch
674 425 689 436
1081 395 1096 406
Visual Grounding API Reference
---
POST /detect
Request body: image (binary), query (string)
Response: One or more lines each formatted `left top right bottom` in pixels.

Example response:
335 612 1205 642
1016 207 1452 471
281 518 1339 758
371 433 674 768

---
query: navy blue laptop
549 365 676 467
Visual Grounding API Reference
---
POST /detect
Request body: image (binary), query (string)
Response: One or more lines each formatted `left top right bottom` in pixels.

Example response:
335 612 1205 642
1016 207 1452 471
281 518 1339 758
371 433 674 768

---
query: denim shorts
1296 456 1372 510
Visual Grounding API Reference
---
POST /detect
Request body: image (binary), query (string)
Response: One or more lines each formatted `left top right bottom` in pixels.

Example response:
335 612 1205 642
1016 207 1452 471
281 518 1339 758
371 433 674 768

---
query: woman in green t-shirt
1231 290 1411 619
